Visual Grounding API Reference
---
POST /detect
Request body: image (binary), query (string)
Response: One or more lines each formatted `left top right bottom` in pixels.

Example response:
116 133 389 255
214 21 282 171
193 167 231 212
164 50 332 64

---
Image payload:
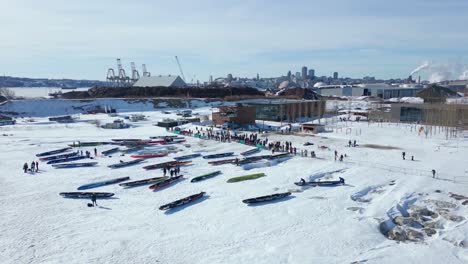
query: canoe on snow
60 192 114 198
173 153 201 160
238 155 271 165
52 162 98 168
39 151 79 161
47 155 86 164
240 148 261 156
101 147 120 156
108 159 145 169
149 175 183 190
242 192 292 204
208 158 237 165
77 177 130 190
227 173 266 183
59 192 114 198
130 153 167 159
143 160 191 170
122 146 144 154
294 177 345 187
111 139 143 142
150 135 180 139
202 152 234 159
36 147 72 157
69 142 108 147
268 153 290 160
159 192 206 211
119 176 168 187
191 171 222 183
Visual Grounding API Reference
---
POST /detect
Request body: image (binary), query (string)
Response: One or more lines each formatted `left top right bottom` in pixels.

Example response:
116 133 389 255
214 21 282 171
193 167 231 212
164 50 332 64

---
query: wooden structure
212 104 256 127
301 123 326 134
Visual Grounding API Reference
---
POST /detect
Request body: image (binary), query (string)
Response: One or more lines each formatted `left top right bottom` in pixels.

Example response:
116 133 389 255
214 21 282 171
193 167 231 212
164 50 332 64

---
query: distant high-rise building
333 72 338 79
301 66 308 79
287 71 292 80
209 75 213 84
227 73 233 82
308 69 315 79
295 72 301 79
257 73 260 80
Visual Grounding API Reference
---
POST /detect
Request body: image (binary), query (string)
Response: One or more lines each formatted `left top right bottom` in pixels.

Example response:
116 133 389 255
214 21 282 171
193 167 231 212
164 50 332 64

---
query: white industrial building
133 75 186 87
313 83 423 99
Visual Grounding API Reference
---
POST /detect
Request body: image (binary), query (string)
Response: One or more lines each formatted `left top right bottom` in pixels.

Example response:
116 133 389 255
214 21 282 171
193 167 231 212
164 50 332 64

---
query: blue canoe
173 153 202 160
202 152 234 159
47 155 86 164
52 162 98 169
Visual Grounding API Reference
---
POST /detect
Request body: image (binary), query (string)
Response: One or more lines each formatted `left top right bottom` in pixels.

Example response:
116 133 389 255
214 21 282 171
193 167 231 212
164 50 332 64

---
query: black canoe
149 175 183 190
108 159 145 169
242 192 292 204
119 176 168 187
77 177 130 190
36 147 72 157
59 192 114 198
294 177 345 187
101 147 120 156
159 192 206 210
39 151 79 161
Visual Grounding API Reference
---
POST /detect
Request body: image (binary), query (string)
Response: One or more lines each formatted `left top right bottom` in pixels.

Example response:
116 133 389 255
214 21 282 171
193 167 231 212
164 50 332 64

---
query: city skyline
1 0 467 81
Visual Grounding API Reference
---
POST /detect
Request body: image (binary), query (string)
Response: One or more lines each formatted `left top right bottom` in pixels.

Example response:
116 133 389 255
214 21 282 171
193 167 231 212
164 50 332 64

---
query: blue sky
0 0 467 81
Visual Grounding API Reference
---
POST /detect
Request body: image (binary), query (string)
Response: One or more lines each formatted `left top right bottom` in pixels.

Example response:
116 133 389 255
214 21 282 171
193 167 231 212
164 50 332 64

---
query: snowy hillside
0 110 467 264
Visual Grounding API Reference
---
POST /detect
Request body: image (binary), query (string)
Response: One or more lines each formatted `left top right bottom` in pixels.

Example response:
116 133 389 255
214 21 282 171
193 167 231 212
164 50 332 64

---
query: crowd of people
23 161 39 173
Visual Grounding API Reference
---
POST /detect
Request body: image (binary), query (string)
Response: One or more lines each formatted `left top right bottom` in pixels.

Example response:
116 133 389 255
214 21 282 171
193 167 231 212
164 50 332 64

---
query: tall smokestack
418 76 421 84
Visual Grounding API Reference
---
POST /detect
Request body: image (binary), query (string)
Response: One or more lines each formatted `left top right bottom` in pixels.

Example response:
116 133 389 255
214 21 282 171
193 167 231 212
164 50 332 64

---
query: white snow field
1 110 467 264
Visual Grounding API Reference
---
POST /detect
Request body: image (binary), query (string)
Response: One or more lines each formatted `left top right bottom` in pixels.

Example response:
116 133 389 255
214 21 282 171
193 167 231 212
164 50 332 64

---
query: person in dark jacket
30 161 36 173
402 152 406 160
300 178 306 185
163 167 167 176
35 161 39 172
23 162 28 173
432 169 436 178
91 193 97 206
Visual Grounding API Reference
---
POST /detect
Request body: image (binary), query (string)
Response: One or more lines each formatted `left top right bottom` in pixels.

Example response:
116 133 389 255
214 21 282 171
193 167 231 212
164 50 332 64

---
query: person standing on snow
30 161 36 173
94 148 97 156
402 152 406 160
91 193 97 206
163 167 167 176
23 162 29 173
35 161 39 172
432 169 436 178
348 140 352 147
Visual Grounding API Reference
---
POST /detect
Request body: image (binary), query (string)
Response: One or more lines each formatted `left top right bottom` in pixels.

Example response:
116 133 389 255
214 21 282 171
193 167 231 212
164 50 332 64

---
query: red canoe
130 153 168 159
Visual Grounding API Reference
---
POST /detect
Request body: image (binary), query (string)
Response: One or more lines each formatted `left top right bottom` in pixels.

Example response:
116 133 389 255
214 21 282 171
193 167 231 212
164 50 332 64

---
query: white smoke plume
460 70 468 80
410 60 467 83
410 61 431 76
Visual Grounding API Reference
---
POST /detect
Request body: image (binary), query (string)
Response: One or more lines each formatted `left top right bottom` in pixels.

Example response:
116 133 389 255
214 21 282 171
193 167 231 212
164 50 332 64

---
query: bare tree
0 88 15 98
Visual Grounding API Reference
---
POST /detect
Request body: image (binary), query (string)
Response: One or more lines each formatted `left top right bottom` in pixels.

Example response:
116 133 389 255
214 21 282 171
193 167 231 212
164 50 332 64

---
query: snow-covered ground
1 109 467 264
